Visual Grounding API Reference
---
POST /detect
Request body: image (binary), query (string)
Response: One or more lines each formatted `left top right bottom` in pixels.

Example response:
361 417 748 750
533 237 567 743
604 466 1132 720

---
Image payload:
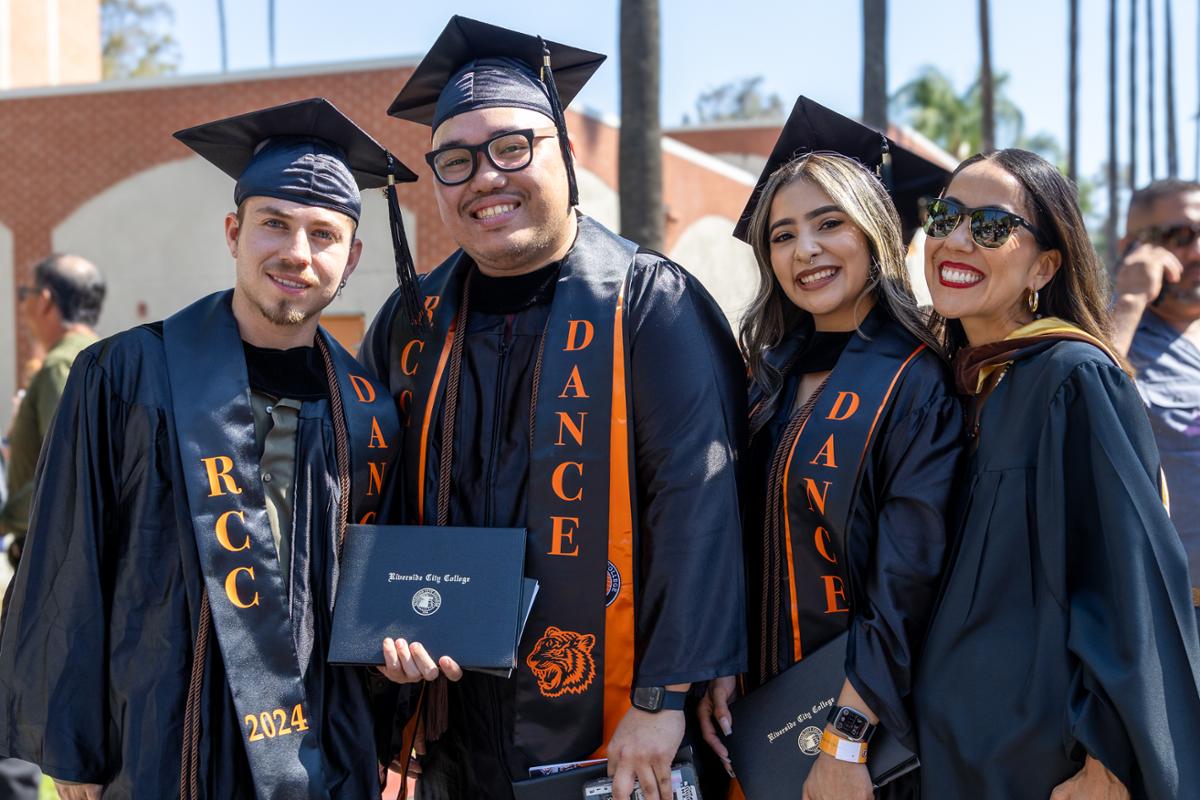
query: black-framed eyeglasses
425 127 559 186
921 197 1051 249
1137 222 1200 249
16 285 41 302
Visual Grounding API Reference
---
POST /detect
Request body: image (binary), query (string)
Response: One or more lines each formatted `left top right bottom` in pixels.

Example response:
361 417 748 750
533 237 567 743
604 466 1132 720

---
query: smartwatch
826 705 877 742
630 686 688 713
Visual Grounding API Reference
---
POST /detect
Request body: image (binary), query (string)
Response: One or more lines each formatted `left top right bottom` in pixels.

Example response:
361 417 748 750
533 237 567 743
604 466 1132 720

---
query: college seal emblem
412 587 441 616
798 725 823 756
525 625 597 698
605 561 621 607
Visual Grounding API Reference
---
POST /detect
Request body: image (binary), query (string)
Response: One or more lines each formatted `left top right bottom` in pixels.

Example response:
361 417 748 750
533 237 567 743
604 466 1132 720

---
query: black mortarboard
732 96 951 244
387 15 606 207
174 98 427 327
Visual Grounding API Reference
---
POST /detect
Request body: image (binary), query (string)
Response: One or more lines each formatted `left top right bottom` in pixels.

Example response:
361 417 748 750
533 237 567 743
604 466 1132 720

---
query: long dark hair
739 153 943 414
935 149 1122 369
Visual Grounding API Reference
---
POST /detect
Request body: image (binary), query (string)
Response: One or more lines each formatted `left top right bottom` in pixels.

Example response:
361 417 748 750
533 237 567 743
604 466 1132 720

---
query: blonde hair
740 152 942 422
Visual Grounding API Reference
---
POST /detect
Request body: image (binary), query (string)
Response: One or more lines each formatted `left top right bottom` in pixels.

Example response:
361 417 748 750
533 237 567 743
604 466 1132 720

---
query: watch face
834 708 870 740
633 687 664 711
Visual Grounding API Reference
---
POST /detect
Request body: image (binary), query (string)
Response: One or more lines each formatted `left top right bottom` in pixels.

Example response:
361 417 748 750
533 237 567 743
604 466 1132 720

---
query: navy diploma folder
721 632 918 798
328 524 533 673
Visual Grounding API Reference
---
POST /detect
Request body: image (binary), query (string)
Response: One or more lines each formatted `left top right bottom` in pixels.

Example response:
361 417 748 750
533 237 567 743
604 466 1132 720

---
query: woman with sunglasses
699 98 963 800
912 149 1200 799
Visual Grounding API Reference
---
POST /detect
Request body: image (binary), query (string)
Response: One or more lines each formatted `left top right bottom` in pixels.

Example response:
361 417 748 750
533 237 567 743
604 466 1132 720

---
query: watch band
630 686 688 712
819 729 869 764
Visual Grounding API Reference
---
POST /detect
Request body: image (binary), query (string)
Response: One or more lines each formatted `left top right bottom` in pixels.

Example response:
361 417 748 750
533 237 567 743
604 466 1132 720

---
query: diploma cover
723 633 917 798
328 524 534 672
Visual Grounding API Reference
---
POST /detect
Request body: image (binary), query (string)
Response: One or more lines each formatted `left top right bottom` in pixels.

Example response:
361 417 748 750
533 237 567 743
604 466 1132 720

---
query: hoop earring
338 279 347 298
1026 288 1039 315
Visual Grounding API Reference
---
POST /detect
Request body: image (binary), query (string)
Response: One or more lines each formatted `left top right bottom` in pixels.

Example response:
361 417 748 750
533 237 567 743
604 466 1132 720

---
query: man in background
1 254 105 564
1112 179 1200 605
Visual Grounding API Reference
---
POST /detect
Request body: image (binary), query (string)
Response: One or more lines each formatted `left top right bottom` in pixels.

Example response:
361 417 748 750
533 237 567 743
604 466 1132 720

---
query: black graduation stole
765 313 926 672
394 217 639 763
164 291 398 799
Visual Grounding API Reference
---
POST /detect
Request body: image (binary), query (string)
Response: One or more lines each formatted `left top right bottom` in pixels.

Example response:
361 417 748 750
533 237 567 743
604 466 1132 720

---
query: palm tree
268 0 276 68
862 0 888 131
1107 0 1119 265
1165 0 1178 175
618 0 663 251
216 0 227 72
891 66 1023 159
1148 0 1158 179
1130 0 1138 189
1067 0 1080 183
978 0 995 151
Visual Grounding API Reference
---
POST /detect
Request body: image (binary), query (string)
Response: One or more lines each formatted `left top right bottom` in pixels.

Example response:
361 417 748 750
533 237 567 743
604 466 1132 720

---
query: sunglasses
922 197 1051 249
425 127 559 186
16 285 42 302
1137 222 1200 249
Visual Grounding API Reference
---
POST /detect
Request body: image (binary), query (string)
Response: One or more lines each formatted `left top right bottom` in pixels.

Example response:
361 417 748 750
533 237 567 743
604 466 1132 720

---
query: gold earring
1026 288 1039 315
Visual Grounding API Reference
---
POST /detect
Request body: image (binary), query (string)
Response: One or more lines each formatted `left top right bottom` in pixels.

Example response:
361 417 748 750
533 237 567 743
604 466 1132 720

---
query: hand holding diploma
379 638 463 684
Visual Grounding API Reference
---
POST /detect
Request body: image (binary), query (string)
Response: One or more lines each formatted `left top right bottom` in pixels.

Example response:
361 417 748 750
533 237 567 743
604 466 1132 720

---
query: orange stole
591 286 635 757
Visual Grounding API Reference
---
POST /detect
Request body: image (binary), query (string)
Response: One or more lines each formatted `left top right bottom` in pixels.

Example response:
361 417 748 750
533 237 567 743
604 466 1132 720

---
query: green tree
690 77 784 125
889 65 1022 159
101 0 179 79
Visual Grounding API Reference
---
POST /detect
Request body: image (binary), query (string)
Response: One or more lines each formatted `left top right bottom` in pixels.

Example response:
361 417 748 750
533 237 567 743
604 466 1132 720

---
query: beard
250 294 312 327
1161 262 1200 307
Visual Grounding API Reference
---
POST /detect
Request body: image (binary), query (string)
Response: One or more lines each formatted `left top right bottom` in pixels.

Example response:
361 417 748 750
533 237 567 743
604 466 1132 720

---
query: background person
913 149 1200 799
1111 178 1200 602
0 254 104 567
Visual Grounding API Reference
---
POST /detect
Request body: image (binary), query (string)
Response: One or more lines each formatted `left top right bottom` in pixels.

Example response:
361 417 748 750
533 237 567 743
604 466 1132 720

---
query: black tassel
539 38 579 207
385 153 426 330
877 134 894 190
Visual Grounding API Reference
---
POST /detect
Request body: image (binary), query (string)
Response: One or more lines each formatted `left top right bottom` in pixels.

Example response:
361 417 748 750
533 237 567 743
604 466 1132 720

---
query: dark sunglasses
922 197 1051 249
1137 222 1200 249
425 127 559 186
16 285 42 302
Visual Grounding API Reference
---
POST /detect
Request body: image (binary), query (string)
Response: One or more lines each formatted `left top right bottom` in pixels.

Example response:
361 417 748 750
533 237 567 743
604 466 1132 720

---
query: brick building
0 58 767 419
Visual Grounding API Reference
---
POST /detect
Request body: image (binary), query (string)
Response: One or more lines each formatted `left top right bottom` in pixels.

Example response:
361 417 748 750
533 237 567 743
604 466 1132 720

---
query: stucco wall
669 215 760 332
52 156 418 337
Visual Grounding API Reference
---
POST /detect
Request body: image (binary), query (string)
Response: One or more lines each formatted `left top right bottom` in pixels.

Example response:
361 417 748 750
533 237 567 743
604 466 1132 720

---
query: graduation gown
914 340 1200 799
362 215 747 797
745 310 963 760
0 294 399 799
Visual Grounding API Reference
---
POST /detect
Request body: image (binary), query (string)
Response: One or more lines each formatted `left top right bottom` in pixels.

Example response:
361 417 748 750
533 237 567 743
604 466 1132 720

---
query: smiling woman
698 98 964 800
912 148 1200 800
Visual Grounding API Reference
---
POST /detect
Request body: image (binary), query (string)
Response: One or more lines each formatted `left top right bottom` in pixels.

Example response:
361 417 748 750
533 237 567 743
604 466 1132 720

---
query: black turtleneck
470 261 561 315
242 340 328 400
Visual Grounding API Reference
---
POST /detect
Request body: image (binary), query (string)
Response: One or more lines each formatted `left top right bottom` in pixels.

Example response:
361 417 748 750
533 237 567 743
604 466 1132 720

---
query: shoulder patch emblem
526 625 597 698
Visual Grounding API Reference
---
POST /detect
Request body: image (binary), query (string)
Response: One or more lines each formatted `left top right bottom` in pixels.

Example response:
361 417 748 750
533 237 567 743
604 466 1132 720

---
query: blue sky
166 0 1200 194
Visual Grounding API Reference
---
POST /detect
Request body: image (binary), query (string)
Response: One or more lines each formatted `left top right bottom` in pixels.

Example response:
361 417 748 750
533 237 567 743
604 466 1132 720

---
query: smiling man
0 99 412 799
361 16 747 800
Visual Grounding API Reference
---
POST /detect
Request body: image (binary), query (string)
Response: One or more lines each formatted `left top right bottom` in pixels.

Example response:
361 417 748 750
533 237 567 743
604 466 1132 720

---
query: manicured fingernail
725 763 735 778
720 716 732 736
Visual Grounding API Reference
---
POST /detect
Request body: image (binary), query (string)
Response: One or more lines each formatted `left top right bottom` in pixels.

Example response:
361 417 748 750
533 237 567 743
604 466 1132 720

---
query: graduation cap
387 15 607 207
732 96 951 244
175 97 426 327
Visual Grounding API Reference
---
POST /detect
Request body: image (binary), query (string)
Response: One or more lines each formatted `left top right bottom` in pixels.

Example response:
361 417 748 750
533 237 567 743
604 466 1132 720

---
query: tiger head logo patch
526 625 597 698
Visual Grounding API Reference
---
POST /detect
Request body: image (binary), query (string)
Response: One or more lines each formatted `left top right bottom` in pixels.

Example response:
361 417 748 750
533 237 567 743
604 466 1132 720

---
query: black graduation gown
745 316 964 759
914 341 1200 799
362 245 747 798
0 323 385 798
